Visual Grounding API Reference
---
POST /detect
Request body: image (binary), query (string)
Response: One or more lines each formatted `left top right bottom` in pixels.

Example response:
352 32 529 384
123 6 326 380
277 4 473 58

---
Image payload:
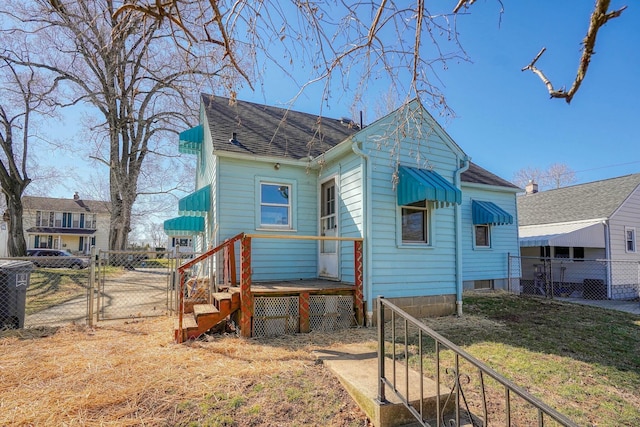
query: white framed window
36 211 53 227
401 200 429 244
72 213 80 228
38 235 49 248
474 225 490 248
260 182 292 228
625 227 636 253
85 214 97 229
54 212 63 227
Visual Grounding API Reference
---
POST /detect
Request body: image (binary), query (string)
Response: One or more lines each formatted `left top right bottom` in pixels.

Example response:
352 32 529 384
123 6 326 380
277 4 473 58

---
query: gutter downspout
352 141 373 326
603 220 611 298
454 156 471 316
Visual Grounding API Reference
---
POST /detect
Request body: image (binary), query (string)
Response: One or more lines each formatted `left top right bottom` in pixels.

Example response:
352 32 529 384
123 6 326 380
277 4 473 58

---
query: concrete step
314 344 453 427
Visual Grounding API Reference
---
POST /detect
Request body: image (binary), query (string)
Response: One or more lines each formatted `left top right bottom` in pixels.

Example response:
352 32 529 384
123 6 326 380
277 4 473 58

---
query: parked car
26 249 89 269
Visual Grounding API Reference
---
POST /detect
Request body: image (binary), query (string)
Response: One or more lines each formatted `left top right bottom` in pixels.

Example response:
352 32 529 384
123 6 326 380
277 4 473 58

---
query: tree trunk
108 195 134 251
5 190 27 257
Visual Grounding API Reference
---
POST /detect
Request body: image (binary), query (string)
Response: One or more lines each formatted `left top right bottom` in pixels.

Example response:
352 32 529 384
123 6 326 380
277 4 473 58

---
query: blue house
166 95 520 338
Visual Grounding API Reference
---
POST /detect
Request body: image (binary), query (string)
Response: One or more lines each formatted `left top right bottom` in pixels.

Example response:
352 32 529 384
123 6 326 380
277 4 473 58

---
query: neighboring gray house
518 174 640 300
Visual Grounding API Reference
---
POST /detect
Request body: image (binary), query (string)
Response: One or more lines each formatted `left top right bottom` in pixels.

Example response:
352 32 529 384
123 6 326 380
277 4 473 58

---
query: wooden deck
239 279 355 297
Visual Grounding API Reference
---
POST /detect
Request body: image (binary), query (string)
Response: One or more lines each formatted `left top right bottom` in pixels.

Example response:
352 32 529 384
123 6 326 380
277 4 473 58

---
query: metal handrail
377 296 579 427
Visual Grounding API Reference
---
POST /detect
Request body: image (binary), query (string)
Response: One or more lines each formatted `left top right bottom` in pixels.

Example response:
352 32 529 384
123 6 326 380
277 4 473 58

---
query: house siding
354 106 464 306
608 186 640 298
461 186 520 290
193 108 218 253
218 157 319 281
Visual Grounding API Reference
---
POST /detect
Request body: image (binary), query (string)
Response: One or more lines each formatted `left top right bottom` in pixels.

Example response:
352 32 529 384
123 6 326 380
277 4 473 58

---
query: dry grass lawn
0 317 375 426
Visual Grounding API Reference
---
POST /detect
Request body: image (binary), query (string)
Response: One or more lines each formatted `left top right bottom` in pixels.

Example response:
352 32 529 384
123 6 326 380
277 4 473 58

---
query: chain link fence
509 255 640 300
96 250 175 321
0 249 181 331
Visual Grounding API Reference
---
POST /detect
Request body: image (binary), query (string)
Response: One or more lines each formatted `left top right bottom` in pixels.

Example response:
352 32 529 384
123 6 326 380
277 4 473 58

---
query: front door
319 179 339 279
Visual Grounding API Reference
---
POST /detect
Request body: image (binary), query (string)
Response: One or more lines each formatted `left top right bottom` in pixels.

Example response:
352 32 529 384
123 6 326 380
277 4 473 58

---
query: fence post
507 252 511 293
87 246 96 327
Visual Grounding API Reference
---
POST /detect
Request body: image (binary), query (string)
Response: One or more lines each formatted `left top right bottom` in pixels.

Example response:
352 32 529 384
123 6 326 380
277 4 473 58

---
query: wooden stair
175 288 241 341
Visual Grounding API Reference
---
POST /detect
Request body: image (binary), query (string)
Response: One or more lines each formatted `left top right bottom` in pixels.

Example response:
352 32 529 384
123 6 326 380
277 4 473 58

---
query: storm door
318 178 339 279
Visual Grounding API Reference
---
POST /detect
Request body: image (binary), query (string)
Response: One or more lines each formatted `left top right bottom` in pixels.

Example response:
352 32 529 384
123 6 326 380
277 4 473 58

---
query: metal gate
96 250 175 321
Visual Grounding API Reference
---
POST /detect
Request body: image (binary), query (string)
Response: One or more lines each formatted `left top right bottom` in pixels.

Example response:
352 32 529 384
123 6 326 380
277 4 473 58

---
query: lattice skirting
252 296 299 337
309 295 354 332
251 295 355 337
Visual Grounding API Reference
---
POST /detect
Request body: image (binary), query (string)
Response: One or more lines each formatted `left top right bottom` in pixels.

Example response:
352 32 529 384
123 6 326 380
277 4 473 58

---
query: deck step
175 316 198 330
175 290 242 341
212 292 232 301
212 291 241 311
193 303 219 317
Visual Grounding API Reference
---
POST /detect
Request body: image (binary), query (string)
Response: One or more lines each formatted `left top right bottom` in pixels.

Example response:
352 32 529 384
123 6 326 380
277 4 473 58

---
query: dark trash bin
0 260 34 329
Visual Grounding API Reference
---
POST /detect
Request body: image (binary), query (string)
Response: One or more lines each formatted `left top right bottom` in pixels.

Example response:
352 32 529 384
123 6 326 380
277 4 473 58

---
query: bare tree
117 1 627 113
116 1 471 118
546 163 577 189
0 54 59 256
512 167 545 190
1 0 230 250
146 222 167 248
513 163 577 191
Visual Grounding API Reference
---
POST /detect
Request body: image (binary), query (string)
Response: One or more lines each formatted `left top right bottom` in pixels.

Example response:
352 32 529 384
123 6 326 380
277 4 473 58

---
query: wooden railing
176 232 244 343
175 232 365 342
240 234 365 337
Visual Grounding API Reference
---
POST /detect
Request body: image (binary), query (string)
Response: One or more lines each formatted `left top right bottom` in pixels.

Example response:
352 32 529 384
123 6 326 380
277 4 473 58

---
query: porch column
354 240 364 326
299 292 310 333
239 236 253 337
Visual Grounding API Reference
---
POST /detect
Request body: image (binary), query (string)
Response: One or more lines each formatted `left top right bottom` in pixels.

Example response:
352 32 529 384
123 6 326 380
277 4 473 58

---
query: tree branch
522 0 627 103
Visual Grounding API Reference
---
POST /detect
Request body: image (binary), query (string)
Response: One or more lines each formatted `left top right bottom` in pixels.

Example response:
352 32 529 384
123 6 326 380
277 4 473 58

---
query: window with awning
397 166 461 208
163 216 205 236
471 200 513 225
178 125 203 155
178 185 211 217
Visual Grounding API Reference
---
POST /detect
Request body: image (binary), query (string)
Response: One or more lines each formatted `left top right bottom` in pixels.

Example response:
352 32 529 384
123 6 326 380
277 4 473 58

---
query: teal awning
472 200 513 225
178 185 210 217
163 216 204 236
179 125 203 155
397 166 462 207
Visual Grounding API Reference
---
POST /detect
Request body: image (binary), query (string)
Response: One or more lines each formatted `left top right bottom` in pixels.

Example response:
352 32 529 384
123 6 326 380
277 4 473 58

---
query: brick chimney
525 180 538 195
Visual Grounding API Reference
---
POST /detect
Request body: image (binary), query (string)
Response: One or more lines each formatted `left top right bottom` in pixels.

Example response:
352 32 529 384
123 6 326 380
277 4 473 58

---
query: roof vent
229 132 240 146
